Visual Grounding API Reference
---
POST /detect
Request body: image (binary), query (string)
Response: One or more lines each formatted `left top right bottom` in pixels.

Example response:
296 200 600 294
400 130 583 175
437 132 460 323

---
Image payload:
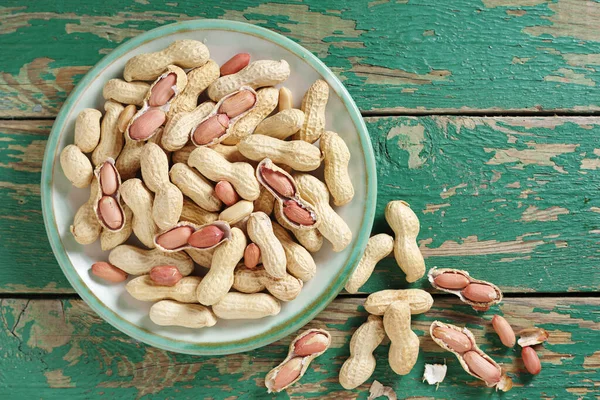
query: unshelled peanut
220 53 250 76
92 101 124 166
140 143 183 230
74 108 102 153
212 292 281 320
215 180 240 206
385 200 425 283
522 347 541 375
196 227 246 306
149 300 217 328
295 79 328 143
345 234 393 294
103 79 149 106
320 131 354 206
126 275 201 303
109 244 193 276
238 135 321 172
271 222 316 282
169 60 220 115
243 243 261 269
188 146 260 201
339 315 385 389
364 289 434 315
247 212 287 279
384 300 419 375
233 265 303 301
118 178 159 248
180 198 218 226
255 108 305 140
169 163 222 212
60 144 93 188
207 59 290 101
124 40 210 82
150 265 183 286
294 173 352 251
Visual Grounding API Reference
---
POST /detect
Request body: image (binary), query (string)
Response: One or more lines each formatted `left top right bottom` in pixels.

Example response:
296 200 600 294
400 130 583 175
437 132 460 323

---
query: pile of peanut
59 39 545 395
60 40 355 328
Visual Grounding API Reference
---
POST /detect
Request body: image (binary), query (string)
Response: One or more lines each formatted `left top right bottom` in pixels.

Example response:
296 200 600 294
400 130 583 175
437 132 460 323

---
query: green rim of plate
41 19 377 355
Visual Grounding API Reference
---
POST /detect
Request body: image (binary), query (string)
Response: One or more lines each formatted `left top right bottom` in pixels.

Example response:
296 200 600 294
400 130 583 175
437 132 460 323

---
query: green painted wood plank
0 121 71 293
363 115 600 294
3 0 600 116
0 297 597 398
1 116 598 294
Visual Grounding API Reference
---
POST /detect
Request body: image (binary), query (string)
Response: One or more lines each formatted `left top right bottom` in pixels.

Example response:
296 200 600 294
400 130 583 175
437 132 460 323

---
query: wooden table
1 1 599 398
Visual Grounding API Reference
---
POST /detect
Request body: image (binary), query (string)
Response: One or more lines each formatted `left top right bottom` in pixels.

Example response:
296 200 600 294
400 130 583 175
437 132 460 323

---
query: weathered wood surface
4 1 600 116
1 297 597 399
1 117 598 294
2 2 599 398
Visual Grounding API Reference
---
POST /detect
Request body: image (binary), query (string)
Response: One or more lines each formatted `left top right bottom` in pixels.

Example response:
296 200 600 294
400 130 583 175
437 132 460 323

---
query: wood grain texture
3 0 600 116
2 117 598 294
0 296 597 398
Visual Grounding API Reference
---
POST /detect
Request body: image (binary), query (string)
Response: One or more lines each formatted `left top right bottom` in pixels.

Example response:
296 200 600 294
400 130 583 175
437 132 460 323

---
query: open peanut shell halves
126 65 187 141
190 86 258 147
430 321 513 392
154 220 232 253
265 328 331 393
93 158 126 232
256 158 319 230
428 267 503 311
518 327 550 347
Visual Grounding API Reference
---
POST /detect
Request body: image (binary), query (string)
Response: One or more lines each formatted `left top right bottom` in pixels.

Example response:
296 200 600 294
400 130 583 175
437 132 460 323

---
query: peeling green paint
0 298 598 398
1 116 599 294
4 1 600 116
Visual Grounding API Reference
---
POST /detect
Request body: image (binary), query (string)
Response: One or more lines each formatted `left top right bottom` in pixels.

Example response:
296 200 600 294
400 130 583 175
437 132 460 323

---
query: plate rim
41 19 377 355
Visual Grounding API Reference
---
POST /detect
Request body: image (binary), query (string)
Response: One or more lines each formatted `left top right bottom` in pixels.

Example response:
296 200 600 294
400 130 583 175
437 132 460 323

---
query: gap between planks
7 109 600 122
1 292 598 300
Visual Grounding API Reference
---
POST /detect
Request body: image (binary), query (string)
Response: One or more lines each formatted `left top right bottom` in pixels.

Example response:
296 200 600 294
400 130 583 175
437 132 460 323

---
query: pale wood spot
387 123 426 168
423 203 450 214
544 68 596 87
349 60 451 86
520 206 569 222
440 183 467 199
419 235 544 257
482 0 547 7
484 142 578 172
524 0 600 42
44 370 74 388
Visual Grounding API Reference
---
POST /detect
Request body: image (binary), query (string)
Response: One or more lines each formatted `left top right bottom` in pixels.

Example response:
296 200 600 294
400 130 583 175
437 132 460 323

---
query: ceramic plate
41 19 376 355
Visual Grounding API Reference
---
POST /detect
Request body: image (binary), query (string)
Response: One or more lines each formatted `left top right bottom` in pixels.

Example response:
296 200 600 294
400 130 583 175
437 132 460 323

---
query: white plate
41 20 377 355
